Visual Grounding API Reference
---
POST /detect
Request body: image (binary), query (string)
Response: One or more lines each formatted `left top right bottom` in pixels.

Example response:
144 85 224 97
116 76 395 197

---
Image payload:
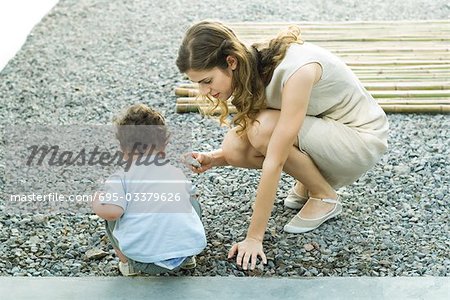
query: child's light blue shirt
101 161 206 266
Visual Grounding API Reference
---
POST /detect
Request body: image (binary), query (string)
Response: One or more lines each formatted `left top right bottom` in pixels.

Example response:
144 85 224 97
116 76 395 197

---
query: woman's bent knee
222 127 249 166
222 127 262 168
247 109 280 154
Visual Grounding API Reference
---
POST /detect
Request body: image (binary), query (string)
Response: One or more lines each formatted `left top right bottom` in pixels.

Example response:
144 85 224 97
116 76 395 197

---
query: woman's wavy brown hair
176 20 303 134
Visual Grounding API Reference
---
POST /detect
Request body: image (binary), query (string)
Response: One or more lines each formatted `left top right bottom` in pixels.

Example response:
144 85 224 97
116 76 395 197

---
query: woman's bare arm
247 63 318 241
229 64 319 271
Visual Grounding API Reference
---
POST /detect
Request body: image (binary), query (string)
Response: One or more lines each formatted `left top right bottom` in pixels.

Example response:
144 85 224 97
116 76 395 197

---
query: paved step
0 276 448 300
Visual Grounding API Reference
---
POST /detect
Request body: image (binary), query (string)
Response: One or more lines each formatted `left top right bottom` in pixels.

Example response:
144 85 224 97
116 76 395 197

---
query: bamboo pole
244 41 450 50
242 35 450 40
340 56 450 62
364 82 450 91
335 50 450 55
177 97 450 105
371 90 450 98
341 56 450 61
381 105 450 113
237 27 449 32
177 69 450 76
236 29 450 35
378 100 450 105
352 69 450 74
233 28 449 34
360 78 450 82
176 104 237 114
174 87 199 97
229 21 450 30
175 82 450 95
348 65 450 70
233 27 449 34
345 61 450 66
175 88 450 97
175 97 233 104
238 32 449 37
332 47 450 53
176 97 209 104
355 73 450 79
229 20 449 25
175 103 450 114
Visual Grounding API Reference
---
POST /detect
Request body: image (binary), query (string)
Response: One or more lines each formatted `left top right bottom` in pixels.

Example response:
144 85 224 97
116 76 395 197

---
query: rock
85 248 108 260
311 242 320 250
393 165 411 175
379 260 390 266
19 218 32 225
31 214 48 224
29 236 40 244
304 243 314 252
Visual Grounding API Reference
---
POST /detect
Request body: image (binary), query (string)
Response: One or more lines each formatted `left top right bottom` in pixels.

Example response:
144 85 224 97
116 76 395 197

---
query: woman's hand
228 238 267 270
183 152 214 173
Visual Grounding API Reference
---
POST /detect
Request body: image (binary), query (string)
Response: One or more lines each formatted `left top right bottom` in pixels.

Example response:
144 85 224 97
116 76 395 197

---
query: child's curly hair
113 103 169 154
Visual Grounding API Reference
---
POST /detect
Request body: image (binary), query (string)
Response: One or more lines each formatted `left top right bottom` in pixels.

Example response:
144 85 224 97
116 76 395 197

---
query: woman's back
265 42 388 138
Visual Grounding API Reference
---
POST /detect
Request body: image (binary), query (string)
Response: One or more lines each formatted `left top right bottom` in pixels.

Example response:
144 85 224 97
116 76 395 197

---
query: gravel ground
0 0 449 277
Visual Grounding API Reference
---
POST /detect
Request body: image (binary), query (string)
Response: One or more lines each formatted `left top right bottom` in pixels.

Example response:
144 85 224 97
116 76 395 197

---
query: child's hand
183 152 213 173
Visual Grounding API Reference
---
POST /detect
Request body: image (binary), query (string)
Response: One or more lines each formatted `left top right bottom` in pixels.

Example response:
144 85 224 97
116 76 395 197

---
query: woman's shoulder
271 43 322 84
277 42 346 81
283 42 328 61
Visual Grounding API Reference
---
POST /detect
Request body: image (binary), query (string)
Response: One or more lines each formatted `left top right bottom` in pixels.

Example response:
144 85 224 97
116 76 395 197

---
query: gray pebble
0 0 448 279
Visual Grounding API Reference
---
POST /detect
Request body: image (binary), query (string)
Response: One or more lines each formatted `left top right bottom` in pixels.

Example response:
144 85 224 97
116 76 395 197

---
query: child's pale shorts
105 198 202 275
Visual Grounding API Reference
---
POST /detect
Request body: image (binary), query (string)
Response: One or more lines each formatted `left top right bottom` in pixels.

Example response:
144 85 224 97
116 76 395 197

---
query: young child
92 103 206 276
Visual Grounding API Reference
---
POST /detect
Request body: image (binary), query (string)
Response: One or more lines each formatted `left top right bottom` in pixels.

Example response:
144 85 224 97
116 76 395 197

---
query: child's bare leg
114 248 128 263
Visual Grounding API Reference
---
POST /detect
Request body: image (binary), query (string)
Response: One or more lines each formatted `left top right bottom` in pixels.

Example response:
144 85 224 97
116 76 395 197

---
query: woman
176 20 388 270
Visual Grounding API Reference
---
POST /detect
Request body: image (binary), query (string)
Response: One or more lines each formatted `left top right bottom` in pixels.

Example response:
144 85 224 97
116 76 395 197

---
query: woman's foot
293 181 308 198
284 181 309 209
283 192 342 233
298 191 337 219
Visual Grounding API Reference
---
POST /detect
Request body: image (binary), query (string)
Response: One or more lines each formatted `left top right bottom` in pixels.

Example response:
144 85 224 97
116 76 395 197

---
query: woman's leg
221 126 265 169
245 109 338 219
294 181 309 198
222 110 336 218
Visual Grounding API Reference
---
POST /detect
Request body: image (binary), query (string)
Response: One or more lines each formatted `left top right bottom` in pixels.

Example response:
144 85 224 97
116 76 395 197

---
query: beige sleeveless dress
265 42 389 188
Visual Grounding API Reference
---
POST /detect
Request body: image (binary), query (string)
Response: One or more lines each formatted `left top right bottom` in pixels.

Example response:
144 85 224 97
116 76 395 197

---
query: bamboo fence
175 20 450 114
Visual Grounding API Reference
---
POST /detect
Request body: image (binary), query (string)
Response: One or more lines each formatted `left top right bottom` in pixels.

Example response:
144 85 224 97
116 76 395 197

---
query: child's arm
92 192 124 221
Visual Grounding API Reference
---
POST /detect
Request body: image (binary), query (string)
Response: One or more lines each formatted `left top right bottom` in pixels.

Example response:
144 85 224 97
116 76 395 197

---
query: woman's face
186 57 237 101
